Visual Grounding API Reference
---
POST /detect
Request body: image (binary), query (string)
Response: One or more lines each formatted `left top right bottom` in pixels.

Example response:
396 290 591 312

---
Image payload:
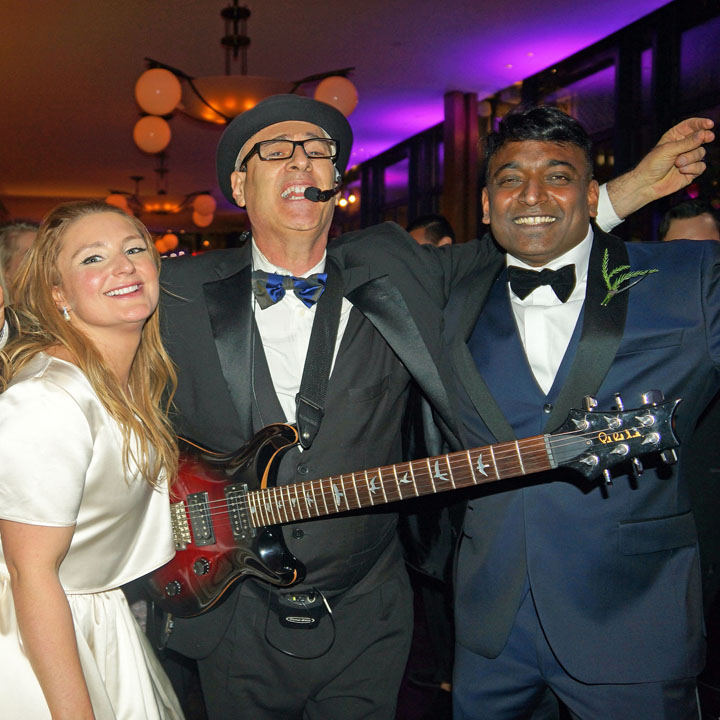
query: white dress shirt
507 226 593 395
251 240 353 424
503 184 620 395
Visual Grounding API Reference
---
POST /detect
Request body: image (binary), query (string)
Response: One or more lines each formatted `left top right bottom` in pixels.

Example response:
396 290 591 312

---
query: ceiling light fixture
134 2 359 126
105 156 217 227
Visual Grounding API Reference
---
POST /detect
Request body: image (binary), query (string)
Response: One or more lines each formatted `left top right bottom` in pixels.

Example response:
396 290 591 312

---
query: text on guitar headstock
548 390 681 484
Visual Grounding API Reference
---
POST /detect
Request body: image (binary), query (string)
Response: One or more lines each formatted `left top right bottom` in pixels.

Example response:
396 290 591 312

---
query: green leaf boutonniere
601 249 658 306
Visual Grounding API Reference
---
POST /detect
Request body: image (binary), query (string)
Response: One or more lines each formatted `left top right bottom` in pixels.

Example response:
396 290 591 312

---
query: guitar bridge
226 483 256 540
170 501 191 550
187 492 216 547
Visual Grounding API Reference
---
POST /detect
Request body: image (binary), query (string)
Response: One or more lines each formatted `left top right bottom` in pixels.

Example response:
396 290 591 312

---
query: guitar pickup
226 483 256 540
187 492 216 547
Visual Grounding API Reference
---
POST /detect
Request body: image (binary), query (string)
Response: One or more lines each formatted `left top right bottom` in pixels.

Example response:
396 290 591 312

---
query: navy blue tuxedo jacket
444 228 720 684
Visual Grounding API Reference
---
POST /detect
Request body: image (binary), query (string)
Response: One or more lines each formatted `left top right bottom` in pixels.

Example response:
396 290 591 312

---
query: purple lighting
347 0 672 162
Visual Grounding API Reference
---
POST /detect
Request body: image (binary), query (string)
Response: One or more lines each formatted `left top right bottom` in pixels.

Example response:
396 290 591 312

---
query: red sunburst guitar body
146 424 303 617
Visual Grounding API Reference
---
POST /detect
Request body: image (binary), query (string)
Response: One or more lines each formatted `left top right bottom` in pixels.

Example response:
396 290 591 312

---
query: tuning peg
631 457 644 478
641 389 665 406
614 393 624 411
579 454 599 468
660 449 678 465
583 395 598 411
603 469 613 485
635 411 655 427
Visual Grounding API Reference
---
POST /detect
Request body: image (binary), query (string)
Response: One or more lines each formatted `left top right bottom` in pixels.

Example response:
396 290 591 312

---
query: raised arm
606 117 715 220
0 520 95 719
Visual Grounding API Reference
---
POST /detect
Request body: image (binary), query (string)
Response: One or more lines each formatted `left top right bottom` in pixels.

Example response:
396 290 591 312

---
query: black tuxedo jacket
156 222 490 657
444 227 720 684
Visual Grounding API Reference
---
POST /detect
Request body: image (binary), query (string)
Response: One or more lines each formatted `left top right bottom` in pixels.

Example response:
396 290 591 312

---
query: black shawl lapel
203 252 256 440
542 227 629 431
447 254 517 442
346 275 457 441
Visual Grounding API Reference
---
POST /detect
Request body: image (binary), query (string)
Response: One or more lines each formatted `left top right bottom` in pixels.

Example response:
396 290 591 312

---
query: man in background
0 221 37 301
407 214 455 247
659 198 720 241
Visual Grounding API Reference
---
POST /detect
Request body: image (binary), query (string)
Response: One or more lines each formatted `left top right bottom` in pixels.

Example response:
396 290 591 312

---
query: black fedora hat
216 94 353 204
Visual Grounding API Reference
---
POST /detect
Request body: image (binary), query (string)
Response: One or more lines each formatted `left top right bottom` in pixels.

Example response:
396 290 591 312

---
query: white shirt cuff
596 183 623 233
0 320 8 348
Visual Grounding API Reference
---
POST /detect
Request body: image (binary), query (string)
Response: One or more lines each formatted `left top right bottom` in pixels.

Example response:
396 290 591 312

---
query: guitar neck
247 435 552 528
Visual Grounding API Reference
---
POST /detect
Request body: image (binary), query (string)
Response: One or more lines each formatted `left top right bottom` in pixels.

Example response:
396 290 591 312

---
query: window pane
641 48 652 118
542 64 616 136
680 16 720 105
384 156 409 205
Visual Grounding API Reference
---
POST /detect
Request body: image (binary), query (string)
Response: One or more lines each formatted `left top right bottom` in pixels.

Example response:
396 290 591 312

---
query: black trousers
197 572 413 720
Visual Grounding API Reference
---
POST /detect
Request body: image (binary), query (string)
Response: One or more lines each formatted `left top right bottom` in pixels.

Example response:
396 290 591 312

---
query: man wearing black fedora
154 93 495 719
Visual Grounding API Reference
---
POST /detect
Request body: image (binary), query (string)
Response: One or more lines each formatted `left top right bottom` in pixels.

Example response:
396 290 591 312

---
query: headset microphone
304 186 341 203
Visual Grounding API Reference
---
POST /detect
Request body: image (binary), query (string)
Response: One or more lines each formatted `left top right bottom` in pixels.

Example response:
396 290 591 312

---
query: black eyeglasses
237 138 338 171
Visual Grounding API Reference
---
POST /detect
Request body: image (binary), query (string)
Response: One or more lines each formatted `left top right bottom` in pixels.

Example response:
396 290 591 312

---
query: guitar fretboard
246 436 552 528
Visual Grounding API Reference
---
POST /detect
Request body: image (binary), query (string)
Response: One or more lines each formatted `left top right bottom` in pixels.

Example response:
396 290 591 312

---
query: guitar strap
295 256 343 449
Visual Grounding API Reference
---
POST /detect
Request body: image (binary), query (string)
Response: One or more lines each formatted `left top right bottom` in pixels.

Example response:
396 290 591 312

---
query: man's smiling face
230 120 337 243
482 140 599 266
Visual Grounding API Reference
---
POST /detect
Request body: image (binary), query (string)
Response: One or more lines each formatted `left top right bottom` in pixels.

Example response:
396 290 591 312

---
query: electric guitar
146 394 681 617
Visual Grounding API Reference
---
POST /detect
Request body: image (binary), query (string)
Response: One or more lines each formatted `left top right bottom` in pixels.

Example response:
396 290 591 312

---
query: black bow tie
251 269 327 310
507 264 576 303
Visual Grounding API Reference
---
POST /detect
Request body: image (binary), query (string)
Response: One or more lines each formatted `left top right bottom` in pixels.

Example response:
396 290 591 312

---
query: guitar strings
176 420 656 515
170 420 663 532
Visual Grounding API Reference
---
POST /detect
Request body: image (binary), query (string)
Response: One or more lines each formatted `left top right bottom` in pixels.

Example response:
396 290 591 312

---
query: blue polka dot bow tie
251 269 327 310
507 264 576 303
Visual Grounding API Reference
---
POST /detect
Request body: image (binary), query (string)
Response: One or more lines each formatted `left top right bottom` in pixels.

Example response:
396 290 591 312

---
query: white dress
0 354 184 720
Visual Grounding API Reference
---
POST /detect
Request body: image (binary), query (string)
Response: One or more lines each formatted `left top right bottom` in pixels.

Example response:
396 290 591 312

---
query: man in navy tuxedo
443 106 719 719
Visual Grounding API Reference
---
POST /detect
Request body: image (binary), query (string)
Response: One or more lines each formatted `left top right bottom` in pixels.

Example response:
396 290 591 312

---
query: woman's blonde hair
0 201 178 486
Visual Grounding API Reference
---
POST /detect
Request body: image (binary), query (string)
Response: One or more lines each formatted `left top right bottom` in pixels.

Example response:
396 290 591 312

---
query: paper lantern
105 194 130 212
162 233 179 250
154 237 169 254
314 76 358 117
135 68 182 116
192 194 217 216
133 116 171 154
192 211 214 228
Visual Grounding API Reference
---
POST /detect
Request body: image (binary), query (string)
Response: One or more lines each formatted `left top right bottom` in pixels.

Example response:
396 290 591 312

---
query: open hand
606 118 715 219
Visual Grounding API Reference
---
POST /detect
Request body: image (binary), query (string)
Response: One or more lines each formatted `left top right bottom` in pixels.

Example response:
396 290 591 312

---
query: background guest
407 214 455 247
659 198 720 241
0 221 37 300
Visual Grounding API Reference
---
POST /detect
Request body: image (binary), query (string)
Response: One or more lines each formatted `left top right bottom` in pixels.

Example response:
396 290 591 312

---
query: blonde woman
0 202 183 719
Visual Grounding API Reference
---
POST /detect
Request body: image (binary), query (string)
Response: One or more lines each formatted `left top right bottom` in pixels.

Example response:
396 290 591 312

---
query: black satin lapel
544 229 629 431
251 340 287 426
341 264 372 295
203 265 255 438
447 257 515 442
348 277 455 437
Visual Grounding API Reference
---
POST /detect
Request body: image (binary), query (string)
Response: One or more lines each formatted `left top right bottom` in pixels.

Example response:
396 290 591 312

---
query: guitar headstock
549 391 681 483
